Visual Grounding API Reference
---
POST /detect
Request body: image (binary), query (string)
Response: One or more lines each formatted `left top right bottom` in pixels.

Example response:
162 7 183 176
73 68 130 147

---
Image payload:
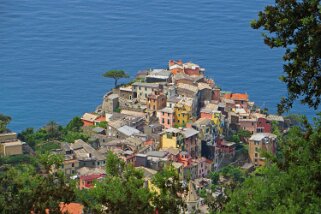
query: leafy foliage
0 154 76 213
103 70 129 87
221 113 321 213
152 165 186 214
78 151 153 213
251 0 321 113
0 113 11 133
18 117 88 153
65 116 83 132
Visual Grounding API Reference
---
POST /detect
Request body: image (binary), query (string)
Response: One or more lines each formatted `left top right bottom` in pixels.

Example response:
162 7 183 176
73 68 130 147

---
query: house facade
157 107 174 129
248 133 277 166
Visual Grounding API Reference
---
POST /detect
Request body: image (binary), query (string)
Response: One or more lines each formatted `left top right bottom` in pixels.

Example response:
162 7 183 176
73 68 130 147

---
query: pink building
157 107 174 128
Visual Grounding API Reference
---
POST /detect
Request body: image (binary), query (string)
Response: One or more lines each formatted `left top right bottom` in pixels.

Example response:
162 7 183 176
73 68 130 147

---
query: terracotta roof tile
224 93 248 101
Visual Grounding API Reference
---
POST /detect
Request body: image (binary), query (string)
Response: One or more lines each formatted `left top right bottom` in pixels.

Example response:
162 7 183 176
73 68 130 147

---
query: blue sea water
0 0 318 132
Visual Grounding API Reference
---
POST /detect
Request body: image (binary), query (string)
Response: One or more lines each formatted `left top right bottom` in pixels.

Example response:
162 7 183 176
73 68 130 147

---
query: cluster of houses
52 60 286 211
0 60 288 213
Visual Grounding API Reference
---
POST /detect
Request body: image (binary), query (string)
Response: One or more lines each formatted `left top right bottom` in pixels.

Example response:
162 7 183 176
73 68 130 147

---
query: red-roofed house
223 93 249 109
79 173 105 190
169 59 184 75
81 113 105 127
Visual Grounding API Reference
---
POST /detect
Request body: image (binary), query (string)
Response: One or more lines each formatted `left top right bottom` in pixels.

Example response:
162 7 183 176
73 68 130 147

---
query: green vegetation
227 130 251 143
199 114 321 213
0 113 11 133
114 107 121 113
96 121 108 128
78 151 153 213
103 70 129 88
251 0 321 113
18 117 88 153
152 165 186 213
0 154 36 167
77 152 185 214
0 153 76 213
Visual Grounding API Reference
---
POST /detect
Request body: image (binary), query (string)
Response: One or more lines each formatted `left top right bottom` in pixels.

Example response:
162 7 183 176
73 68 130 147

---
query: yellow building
161 128 180 149
136 166 160 194
212 111 223 134
174 103 191 127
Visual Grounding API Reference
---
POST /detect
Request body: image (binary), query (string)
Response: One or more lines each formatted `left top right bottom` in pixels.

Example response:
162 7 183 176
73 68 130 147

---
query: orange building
177 151 192 167
81 113 105 126
169 59 184 75
223 93 249 109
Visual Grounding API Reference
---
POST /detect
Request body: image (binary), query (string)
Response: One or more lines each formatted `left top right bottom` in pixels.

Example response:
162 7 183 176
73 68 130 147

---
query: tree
78 151 153 213
251 0 321 114
63 131 88 143
44 121 61 139
221 113 321 213
0 113 11 133
0 154 76 213
65 116 83 132
103 70 129 88
152 165 186 213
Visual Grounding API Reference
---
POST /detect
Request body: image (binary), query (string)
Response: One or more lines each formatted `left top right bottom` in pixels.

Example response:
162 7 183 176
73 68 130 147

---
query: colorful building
147 91 167 111
200 104 223 134
157 107 174 129
79 173 105 190
161 128 199 158
174 101 192 127
248 133 277 166
81 113 105 127
224 93 249 109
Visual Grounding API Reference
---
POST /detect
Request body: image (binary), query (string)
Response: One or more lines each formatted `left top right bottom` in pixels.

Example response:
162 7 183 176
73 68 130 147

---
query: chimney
178 59 183 65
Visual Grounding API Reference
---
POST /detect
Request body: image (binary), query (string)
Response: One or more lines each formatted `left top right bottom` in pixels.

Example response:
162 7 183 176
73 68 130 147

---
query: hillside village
0 60 289 213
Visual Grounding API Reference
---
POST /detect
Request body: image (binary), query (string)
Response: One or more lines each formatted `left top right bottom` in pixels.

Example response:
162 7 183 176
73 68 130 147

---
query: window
167 119 170 124
162 118 164 124
255 153 258 157
162 112 165 116
167 133 173 139
71 163 74 167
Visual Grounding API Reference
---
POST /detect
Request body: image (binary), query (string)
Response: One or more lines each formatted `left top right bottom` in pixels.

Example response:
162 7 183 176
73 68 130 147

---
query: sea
0 0 318 132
